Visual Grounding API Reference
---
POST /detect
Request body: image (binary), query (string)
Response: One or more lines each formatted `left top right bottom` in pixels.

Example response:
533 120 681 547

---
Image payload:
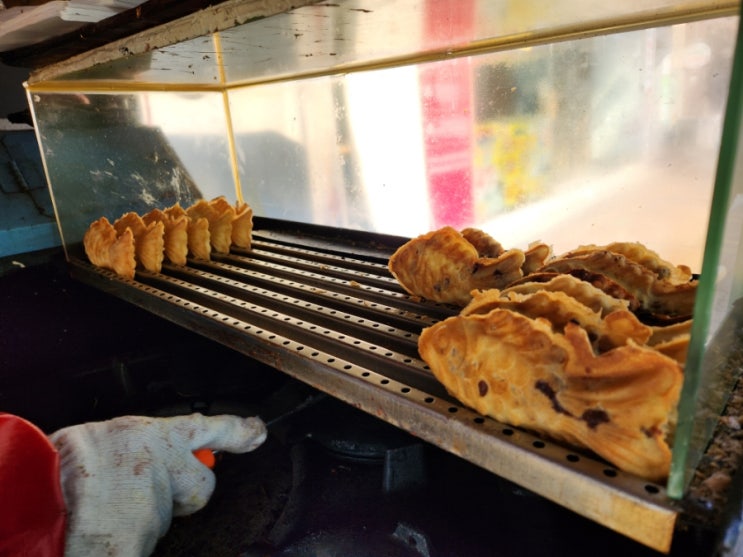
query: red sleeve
0 414 66 557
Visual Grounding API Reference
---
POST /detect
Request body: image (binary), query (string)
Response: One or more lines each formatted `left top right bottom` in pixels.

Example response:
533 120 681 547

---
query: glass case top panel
218 0 736 85
56 35 222 86
42 0 737 87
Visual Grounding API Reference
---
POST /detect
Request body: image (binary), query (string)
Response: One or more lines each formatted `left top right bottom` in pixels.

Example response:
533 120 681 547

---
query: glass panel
668 17 743 498
29 90 232 246
219 0 736 86
229 16 736 271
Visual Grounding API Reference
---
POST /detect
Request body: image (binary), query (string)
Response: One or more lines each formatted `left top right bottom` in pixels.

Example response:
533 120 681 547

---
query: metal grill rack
67 220 680 553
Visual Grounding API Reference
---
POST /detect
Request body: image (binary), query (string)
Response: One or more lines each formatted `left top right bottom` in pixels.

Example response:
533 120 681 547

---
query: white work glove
48 413 267 557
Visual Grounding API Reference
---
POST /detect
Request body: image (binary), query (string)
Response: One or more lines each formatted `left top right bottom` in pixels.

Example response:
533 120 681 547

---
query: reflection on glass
30 90 233 246
31 16 735 270
143 91 234 200
225 16 735 271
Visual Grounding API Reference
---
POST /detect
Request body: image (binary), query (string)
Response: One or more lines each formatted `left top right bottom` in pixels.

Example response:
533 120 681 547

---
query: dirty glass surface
29 90 232 246
223 16 736 270
47 0 736 89
33 16 736 264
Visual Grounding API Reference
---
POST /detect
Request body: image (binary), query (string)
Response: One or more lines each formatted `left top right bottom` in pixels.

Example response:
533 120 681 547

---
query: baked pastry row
83 196 253 279
389 227 695 481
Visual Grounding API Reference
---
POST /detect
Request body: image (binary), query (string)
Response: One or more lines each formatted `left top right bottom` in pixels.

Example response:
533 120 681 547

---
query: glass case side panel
472 18 735 269
229 16 736 270
668 17 743 499
27 89 233 252
228 66 432 231
142 91 237 201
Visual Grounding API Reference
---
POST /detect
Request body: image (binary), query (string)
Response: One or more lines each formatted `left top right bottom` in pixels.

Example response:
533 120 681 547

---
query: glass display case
28 1 739 266
22 0 743 552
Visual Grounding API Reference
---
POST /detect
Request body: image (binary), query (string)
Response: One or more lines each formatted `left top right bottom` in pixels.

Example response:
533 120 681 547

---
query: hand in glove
48 413 267 557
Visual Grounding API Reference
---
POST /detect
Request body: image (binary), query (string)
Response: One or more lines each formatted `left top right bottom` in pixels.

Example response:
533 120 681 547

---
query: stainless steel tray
67 220 680 553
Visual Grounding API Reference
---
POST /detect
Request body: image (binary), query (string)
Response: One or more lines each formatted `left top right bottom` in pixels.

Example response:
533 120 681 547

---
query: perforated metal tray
67 220 681 553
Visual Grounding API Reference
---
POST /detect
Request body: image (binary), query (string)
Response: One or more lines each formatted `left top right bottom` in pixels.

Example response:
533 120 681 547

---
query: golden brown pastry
564 242 693 285
113 212 165 273
647 319 693 365
83 196 249 273
231 201 254 249
462 288 651 352
500 273 630 317
447 228 550 275
512 270 643 313
142 208 189 266
419 309 683 481
460 227 504 257
649 319 693 345
165 203 211 260
522 242 553 275
388 226 526 306
83 217 136 280
538 249 697 322
187 198 235 254
650 334 690 365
